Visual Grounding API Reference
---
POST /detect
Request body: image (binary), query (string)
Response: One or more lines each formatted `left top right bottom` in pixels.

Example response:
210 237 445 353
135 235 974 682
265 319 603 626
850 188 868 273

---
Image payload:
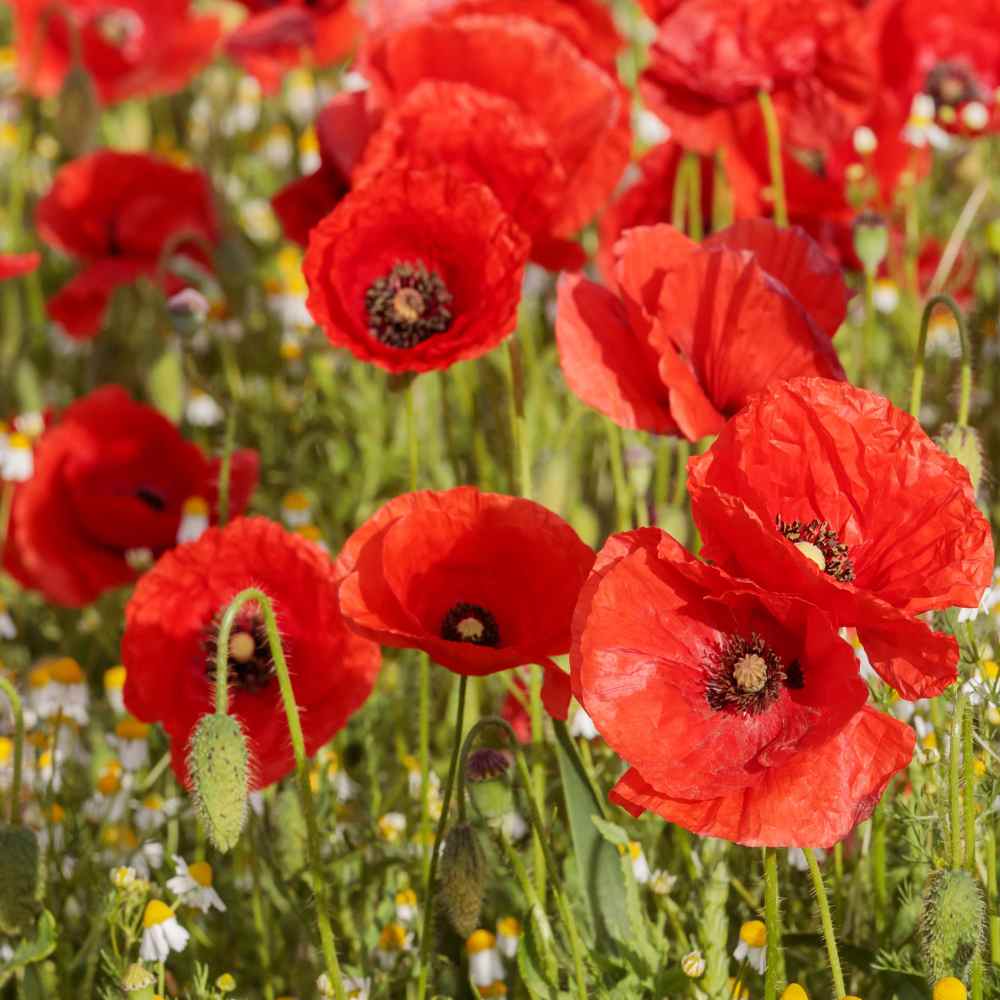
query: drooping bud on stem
919 868 985 982
187 712 250 853
439 823 487 939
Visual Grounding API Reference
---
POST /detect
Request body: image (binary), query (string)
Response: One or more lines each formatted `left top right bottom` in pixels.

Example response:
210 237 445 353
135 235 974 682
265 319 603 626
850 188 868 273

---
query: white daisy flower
139 900 190 962
733 920 767 974
166 856 226 913
496 916 521 958
466 930 505 995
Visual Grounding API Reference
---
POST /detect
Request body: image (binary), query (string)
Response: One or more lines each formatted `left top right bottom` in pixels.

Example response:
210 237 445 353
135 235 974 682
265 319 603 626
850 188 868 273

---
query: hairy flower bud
121 962 157 998
187 713 250 853
936 424 985 496
439 823 487 939
466 748 513 821
920 869 984 981
0 825 41 934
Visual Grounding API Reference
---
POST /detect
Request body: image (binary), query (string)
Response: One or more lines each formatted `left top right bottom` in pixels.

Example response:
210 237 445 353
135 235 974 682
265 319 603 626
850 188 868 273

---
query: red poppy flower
361 10 631 243
0 252 40 281
2 386 258 607
12 0 220 104
556 220 847 439
335 487 596 719
687 377 995 699
304 167 529 374
640 0 876 155
122 517 380 790
37 150 218 339
596 140 762 284
875 0 1000 136
271 90 377 247
225 0 361 93
571 527 915 848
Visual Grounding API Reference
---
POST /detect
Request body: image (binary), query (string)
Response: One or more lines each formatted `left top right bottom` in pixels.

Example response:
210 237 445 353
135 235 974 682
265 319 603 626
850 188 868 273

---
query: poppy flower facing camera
122 517 381 790
335 487 596 719
687 377 995 699
304 167 529 373
571 528 915 848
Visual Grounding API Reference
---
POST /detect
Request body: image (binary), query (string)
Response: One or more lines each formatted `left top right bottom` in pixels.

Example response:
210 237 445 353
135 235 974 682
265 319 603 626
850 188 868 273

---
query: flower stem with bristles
805 847 845 998
910 293 971 426
215 587 347 1000
950 693 967 870
605 421 631 532
763 848 783 1000
416 673 469 1000
757 90 788 227
963 702 976 871
0 678 24 826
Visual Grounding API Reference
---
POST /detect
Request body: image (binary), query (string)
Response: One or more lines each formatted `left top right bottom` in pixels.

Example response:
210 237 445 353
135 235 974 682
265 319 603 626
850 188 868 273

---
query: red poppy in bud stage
572 527 915 847
556 219 847 440
304 167 529 373
271 90 377 247
12 0 220 104
0 252 40 281
876 0 1000 137
2 386 258 607
225 0 361 94
596 140 762 284
122 517 380 789
335 487 596 719
687 377 995 699
640 0 875 155
37 150 218 339
361 9 631 255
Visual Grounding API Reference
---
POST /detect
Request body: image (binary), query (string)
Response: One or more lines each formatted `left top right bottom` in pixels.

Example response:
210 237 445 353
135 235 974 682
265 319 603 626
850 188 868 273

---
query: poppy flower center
925 61 983 109
440 602 500 648
705 633 800 716
776 516 855 583
135 486 166 512
365 261 453 349
202 606 275 693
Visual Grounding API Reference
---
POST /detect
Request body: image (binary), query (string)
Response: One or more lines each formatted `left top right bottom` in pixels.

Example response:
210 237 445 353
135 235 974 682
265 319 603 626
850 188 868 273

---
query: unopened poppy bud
187 712 250 853
274 785 307 878
853 212 888 276
121 962 157 998
466 748 513 821
0 825 41 934
919 869 984 981
936 424 985 495
56 62 100 157
439 823 487 938
934 978 967 1000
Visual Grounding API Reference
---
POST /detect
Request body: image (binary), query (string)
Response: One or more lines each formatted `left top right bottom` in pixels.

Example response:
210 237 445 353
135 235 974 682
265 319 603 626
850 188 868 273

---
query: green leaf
591 815 630 849
148 346 184 423
552 721 629 945
0 910 57 988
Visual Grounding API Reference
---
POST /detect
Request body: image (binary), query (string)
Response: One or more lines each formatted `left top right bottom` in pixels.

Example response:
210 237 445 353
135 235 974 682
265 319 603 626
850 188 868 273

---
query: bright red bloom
640 0 876 155
271 91 376 247
225 0 361 93
122 517 380 790
335 487 596 719
304 167 529 374
12 0 220 105
688 377 995 699
572 527 915 848
0 252 40 281
2 386 257 607
361 9 631 245
556 220 847 439
37 151 218 339
875 0 1000 136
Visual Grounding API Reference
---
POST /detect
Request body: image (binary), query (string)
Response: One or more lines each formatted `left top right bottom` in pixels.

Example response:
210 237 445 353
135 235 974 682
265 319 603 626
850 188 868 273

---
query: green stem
217 408 236 528
0 482 13 557
871 804 887 939
684 152 704 241
859 270 876 387
504 339 530 498
606 421 631 531
416 674 469 1000
964 702 976 872
757 90 788 227
247 823 276 1000
0 678 24 825
528 667 547 903
763 849 783 1000
805 848 845 998
950 694 967 870
909 294 971 425
987 826 999 965
215 588 347 1000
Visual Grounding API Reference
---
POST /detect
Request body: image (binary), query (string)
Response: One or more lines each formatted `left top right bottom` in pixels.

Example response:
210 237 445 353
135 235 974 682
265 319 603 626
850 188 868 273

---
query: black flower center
776 515 855 583
705 633 798 716
925 61 983 109
135 486 166 511
202 606 275 693
441 602 500 647
365 261 453 349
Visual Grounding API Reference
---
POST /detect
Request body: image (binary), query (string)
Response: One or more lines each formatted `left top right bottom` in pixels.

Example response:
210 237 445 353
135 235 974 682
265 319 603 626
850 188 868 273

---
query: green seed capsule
920 868 985 981
187 712 250 854
439 823 487 939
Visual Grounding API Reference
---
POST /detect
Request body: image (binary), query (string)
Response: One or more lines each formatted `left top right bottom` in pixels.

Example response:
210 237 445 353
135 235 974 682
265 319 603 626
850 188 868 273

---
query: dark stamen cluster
441 602 501 648
365 261 453 349
704 633 788 716
776 515 855 583
925 61 983 108
202 606 275 693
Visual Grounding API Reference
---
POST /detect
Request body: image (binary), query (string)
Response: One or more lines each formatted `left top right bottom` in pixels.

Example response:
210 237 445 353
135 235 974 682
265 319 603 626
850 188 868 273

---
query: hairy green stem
964 702 976 871
605 421 631 530
757 90 788 227
909 293 971 426
763 849 783 1000
805 848 845 998
950 694 967 870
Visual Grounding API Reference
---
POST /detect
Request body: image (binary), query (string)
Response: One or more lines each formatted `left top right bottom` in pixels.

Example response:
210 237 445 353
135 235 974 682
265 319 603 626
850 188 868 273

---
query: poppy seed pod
466 748 514 821
187 712 250 853
0 825 41 934
919 869 984 981
439 823 487 939
853 212 889 275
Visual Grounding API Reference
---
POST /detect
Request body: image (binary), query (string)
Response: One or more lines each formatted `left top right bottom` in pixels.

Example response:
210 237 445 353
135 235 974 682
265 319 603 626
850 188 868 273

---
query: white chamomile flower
1 432 33 481
734 919 767 974
139 900 190 962
903 93 951 149
681 949 706 977
103 665 127 714
281 489 313 527
568 705 599 740
501 810 528 841
466 930 505 996
109 717 152 771
0 598 15 639
177 496 209 544
110 865 137 889
373 922 413 969
623 841 651 884
166 856 226 913
27 665 58 720
650 869 677 895
394 888 418 923
185 389 224 427
377 812 407 843
872 278 899 314
496 916 521 958
134 793 180 832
